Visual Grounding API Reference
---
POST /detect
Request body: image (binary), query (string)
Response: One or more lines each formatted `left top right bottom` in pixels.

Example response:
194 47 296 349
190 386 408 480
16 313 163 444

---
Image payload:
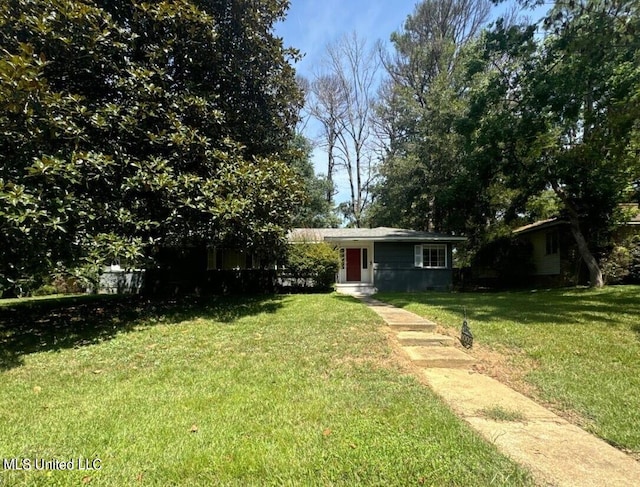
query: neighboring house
513 218 570 280
289 227 466 294
513 204 640 286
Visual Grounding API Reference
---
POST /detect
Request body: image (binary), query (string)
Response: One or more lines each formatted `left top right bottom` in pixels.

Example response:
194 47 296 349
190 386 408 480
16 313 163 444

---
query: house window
340 248 345 269
546 231 558 255
362 248 368 269
207 247 256 270
207 247 217 270
415 244 447 269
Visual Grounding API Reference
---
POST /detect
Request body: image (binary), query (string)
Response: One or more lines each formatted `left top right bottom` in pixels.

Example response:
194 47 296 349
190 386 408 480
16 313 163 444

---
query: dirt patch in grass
382 317 600 439
380 318 605 447
433 323 538 393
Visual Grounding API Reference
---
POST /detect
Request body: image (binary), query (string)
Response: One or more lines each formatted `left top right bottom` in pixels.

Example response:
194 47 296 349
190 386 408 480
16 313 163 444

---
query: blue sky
275 1 416 80
275 0 543 80
274 1 418 205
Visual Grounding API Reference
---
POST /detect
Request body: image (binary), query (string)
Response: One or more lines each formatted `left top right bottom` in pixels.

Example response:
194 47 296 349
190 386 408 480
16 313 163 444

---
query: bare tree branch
309 32 381 226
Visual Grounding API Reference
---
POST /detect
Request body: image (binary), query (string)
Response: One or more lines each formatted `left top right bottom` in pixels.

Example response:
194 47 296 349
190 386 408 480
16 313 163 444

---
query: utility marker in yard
460 308 473 349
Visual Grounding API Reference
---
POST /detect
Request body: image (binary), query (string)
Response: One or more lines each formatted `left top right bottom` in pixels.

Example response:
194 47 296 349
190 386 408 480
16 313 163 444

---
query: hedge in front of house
284 242 340 291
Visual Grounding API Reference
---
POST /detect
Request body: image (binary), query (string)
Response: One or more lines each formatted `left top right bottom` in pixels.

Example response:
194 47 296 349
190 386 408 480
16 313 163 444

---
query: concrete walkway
360 296 640 487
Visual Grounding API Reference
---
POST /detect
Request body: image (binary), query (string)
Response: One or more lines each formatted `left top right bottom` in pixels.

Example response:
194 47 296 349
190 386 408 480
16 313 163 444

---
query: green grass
479 407 526 423
0 294 532 486
376 285 640 454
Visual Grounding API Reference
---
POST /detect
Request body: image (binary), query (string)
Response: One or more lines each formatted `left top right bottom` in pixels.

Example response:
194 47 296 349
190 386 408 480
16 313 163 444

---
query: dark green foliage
601 246 632 284
467 2 640 286
284 242 340 291
602 234 640 284
288 134 339 228
630 236 640 283
370 0 495 246
372 0 640 287
0 0 302 292
472 236 535 287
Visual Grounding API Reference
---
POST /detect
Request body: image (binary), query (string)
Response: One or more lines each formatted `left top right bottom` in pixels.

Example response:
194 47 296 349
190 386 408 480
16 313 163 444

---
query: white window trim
414 245 423 267
414 244 448 269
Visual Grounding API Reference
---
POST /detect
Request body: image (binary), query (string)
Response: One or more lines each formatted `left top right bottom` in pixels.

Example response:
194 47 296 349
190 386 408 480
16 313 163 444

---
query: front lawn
376 286 640 456
0 294 532 486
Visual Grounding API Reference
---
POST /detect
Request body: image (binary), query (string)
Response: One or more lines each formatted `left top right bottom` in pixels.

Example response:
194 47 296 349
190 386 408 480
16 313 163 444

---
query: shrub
472 236 535 287
284 242 340 291
601 246 631 284
628 236 640 283
52 274 87 294
601 235 640 284
32 284 58 296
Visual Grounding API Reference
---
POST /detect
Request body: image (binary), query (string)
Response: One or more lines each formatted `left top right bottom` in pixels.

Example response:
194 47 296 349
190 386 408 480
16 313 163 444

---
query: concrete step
336 284 377 296
403 346 476 369
358 297 438 331
386 322 437 332
396 331 454 347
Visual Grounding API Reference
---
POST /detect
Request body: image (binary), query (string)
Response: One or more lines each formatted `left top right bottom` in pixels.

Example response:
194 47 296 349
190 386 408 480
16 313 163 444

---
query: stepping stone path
357 295 640 487
361 297 476 369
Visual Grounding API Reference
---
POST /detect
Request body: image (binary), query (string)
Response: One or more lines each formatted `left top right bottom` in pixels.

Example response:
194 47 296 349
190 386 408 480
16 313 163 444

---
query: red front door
346 248 361 282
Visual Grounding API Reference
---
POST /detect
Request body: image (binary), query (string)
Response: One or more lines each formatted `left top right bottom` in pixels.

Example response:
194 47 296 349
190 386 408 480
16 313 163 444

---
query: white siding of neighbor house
530 231 560 275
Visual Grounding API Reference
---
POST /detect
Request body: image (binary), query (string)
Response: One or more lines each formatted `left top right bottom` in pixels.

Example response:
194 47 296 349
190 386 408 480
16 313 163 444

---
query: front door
346 248 361 282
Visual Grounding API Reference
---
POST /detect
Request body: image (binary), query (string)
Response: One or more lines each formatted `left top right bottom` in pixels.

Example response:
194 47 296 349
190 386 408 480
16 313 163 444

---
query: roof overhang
513 218 568 235
289 227 467 244
323 235 467 242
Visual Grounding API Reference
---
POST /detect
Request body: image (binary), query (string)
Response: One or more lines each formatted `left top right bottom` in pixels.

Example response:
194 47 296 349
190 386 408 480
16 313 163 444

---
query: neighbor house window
362 248 368 269
546 231 558 255
340 248 345 269
414 244 447 269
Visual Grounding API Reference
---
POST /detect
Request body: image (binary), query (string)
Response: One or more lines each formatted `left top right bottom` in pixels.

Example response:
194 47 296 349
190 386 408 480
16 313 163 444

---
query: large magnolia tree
0 0 303 290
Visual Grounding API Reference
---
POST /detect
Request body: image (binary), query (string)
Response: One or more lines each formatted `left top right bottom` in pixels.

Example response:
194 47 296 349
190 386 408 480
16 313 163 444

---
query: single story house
289 227 466 294
103 227 465 295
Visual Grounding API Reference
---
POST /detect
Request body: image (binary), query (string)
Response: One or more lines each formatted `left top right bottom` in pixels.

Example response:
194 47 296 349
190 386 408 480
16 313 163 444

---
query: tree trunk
550 180 604 288
327 128 336 204
568 214 604 288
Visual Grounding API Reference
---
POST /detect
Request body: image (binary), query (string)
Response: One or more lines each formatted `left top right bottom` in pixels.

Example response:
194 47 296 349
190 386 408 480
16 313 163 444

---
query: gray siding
373 242 453 292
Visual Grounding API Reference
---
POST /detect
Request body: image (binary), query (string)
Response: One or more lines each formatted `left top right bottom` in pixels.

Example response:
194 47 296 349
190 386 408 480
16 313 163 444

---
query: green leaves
371 0 492 237
0 0 302 293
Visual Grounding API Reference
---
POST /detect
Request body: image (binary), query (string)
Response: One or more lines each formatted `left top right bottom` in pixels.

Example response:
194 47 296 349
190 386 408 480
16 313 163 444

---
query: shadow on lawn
377 287 640 328
0 294 283 371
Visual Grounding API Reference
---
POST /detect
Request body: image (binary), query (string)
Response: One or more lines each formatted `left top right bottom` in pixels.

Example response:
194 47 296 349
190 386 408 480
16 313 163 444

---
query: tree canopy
368 0 492 236
466 0 640 285
0 0 303 291
288 134 340 228
369 0 640 285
